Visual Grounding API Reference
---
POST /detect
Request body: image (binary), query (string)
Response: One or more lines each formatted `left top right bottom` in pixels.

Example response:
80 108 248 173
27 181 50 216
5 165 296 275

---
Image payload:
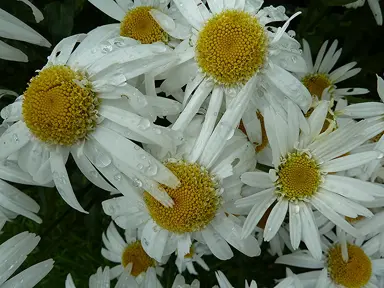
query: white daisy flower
175 242 211 275
236 100 384 260
158 0 311 134
0 2 50 62
0 27 184 212
101 221 165 284
0 231 54 287
88 0 191 45
276 228 384 288
171 274 200 288
103 113 260 262
345 0 382 26
66 266 160 288
298 39 369 102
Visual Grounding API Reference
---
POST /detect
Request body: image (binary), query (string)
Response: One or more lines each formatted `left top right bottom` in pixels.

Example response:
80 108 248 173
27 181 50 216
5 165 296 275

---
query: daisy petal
88 0 125 21
329 62 357 82
264 199 288 241
300 203 322 260
275 252 324 269
377 75 384 102
50 150 87 213
173 0 204 30
321 151 381 173
0 121 30 158
0 40 28 62
367 0 383 25
141 220 168 262
240 172 274 188
313 40 329 73
202 225 234 260
289 203 301 250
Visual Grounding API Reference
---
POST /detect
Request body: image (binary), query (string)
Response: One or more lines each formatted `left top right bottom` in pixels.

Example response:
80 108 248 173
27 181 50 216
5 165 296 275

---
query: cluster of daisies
0 0 384 287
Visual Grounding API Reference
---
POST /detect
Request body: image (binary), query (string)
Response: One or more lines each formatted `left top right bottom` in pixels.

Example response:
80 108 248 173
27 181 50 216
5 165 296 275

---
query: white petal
240 172 274 188
207 0 224 13
340 102 384 118
275 252 324 269
0 40 28 62
241 193 277 239
329 62 357 82
307 101 329 140
50 150 87 213
313 41 329 73
321 151 381 173
202 226 233 260
2 259 54 288
188 86 223 163
150 9 191 40
88 0 126 21
289 203 302 250
172 78 214 131
18 0 44 22
302 39 313 72
318 40 338 74
300 203 322 260
48 34 85 65
264 199 288 241
311 195 360 237
172 0 204 30
367 0 383 25
377 75 384 102
0 121 30 158
141 220 168 262
177 233 192 258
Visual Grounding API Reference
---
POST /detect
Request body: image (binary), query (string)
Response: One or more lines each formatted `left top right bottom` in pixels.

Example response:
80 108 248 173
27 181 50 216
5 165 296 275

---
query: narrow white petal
318 40 338 73
377 75 384 102
141 220 168 261
0 121 30 158
202 226 234 260
18 0 44 22
367 0 383 25
313 41 329 73
329 62 357 82
173 0 204 30
321 151 381 173
0 40 28 62
275 252 324 269
302 39 313 72
264 199 288 241
341 102 384 118
241 172 274 188
300 203 322 260
88 0 125 21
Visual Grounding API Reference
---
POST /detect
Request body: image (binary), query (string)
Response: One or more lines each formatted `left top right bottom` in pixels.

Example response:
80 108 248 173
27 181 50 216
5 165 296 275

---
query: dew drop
114 173 122 181
133 178 143 188
137 118 151 130
137 163 144 170
12 133 19 143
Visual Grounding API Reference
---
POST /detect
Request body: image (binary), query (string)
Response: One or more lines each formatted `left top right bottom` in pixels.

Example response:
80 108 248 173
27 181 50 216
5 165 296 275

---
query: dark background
0 0 383 286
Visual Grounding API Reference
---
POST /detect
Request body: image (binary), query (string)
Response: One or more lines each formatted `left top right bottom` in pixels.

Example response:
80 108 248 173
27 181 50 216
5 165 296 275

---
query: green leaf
44 1 75 42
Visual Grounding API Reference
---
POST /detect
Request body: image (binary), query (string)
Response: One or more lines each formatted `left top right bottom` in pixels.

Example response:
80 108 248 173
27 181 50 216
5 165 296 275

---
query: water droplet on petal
133 178 143 188
12 133 19 143
137 118 151 130
137 163 144 170
114 173 122 181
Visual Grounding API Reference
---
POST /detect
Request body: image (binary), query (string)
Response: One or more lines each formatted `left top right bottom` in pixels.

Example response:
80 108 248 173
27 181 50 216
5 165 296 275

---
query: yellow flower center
276 153 321 200
120 6 168 44
196 10 268 86
22 65 99 146
121 241 156 277
327 244 372 288
302 73 333 99
144 161 220 234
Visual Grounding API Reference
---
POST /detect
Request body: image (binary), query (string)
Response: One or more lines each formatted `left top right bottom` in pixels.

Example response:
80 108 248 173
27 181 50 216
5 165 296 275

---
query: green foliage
0 0 383 287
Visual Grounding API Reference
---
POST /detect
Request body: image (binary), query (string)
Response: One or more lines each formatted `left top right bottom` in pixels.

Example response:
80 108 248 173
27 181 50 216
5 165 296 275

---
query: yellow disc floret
327 244 372 288
276 152 321 200
22 65 99 146
120 6 168 44
196 10 268 86
121 241 156 277
302 73 333 99
144 161 220 234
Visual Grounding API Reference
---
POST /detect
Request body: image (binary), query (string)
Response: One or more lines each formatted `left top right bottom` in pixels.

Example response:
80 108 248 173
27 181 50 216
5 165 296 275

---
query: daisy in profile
276 228 384 288
297 39 368 102
0 231 54 287
345 0 382 26
103 112 260 261
88 0 191 44
159 0 311 133
236 100 384 260
101 221 165 284
66 266 160 288
175 242 211 275
0 2 50 62
0 28 183 212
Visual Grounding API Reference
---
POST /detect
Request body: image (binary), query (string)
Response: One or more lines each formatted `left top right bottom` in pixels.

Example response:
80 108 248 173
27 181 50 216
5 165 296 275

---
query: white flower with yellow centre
103 113 260 262
298 39 369 102
236 100 384 260
101 221 165 285
88 0 191 45
345 0 382 26
0 2 50 62
0 231 54 288
0 27 184 213
276 229 384 288
158 0 311 134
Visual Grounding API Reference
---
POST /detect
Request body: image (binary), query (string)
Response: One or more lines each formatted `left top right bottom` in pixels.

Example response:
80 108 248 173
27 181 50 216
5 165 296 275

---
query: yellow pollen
144 161 220 234
255 111 268 153
302 73 333 99
196 10 268 86
184 245 195 259
371 131 384 143
22 65 99 146
327 244 372 288
120 6 168 44
277 153 321 200
121 241 156 277
345 215 365 224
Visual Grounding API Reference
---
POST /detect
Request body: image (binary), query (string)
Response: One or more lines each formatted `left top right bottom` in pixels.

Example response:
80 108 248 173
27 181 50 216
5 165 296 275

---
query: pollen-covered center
276 153 321 200
196 10 268 86
302 73 333 99
120 6 168 44
144 161 220 234
121 241 156 277
327 244 372 288
22 65 99 146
